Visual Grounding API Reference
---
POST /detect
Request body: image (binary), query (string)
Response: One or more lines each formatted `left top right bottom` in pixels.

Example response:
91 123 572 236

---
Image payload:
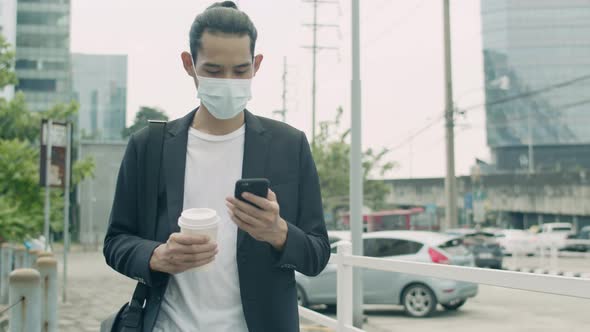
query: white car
296 231 479 317
537 223 575 250
495 230 538 256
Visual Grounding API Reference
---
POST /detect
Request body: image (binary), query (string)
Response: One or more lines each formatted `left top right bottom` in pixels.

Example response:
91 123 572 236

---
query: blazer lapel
163 109 197 234
237 110 271 249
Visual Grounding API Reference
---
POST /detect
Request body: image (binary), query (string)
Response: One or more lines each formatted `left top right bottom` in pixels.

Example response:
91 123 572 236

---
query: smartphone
235 178 270 208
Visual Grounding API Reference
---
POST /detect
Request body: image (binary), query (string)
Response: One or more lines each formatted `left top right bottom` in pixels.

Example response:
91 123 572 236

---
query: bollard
37 257 58 332
9 268 42 332
1 243 14 304
13 246 26 270
37 252 54 260
28 250 41 270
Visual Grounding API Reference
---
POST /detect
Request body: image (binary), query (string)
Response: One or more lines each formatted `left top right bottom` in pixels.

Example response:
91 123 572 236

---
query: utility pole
350 0 363 327
273 57 288 122
443 0 458 230
302 0 338 142
527 110 534 174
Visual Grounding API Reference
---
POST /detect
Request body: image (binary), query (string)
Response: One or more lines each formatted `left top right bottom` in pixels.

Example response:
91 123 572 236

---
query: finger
229 212 255 234
241 192 274 211
169 242 217 255
232 207 265 228
226 199 264 221
226 197 264 216
267 189 277 202
176 249 218 264
170 232 210 246
186 256 216 270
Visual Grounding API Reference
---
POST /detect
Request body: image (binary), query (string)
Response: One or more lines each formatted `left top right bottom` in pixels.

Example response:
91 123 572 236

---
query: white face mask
194 68 253 120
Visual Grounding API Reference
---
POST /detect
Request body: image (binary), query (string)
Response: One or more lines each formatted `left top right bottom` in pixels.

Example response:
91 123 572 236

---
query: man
103 1 330 331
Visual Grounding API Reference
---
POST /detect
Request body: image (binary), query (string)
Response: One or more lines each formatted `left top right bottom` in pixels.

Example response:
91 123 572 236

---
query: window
44 61 66 70
15 59 37 69
18 12 68 26
17 79 56 92
364 238 423 257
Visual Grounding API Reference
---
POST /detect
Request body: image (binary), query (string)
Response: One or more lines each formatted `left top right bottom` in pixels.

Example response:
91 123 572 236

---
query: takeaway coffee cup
178 208 219 271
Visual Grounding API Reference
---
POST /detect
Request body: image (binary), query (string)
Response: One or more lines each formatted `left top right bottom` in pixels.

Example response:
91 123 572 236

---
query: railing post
0 243 14 304
13 246 26 270
9 268 42 332
550 243 558 271
337 241 353 331
37 257 58 332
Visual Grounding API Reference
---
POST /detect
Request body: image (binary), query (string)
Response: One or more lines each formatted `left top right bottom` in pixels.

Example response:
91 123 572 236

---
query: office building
14 0 72 112
481 0 590 172
72 53 127 141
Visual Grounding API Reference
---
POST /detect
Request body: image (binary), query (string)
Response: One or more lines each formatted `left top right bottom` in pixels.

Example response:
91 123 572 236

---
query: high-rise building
14 0 72 112
72 53 127 141
481 0 590 172
0 0 17 99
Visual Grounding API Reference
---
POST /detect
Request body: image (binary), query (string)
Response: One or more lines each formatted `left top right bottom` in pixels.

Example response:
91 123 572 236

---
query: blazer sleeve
274 132 330 276
103 134 167 287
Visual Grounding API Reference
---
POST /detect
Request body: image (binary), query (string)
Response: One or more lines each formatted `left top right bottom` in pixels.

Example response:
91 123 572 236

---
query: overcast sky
71 0 489 179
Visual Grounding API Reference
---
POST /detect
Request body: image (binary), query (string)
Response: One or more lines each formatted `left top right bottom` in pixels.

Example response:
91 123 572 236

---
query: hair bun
208 1 238 10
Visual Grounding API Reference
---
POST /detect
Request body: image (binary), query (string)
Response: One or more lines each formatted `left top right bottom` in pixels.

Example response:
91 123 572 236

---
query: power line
389 114 445 151
461 73 590 114
385 74 590 152
363 0 428 48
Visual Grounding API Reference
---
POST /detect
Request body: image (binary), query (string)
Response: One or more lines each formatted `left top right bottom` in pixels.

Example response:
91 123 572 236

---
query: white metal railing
298 241 590 332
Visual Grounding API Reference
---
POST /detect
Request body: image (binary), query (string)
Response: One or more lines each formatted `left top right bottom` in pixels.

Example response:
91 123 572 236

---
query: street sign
39 120 69 188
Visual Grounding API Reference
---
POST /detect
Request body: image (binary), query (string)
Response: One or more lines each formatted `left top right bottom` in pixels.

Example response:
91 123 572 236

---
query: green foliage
312 107 396 225
0 36 94 242
0 35 17 89
122 106 169 138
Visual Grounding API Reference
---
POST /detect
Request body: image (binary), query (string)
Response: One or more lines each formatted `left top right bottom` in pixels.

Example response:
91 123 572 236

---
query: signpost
40 120 72 302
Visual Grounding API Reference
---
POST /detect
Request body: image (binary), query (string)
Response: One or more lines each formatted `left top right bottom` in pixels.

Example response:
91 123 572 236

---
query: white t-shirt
154 124 248 332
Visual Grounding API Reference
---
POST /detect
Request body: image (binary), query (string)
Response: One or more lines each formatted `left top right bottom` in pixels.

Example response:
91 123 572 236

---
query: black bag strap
123 120 167 328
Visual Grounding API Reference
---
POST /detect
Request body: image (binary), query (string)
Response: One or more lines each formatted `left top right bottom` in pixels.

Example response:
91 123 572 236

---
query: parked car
537 222 575 250
564 226 590 252
445 229 503 269
296 231 478 317
495 229 538 256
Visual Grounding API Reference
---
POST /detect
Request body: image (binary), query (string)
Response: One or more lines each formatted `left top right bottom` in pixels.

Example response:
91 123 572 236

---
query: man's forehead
197 31 252 64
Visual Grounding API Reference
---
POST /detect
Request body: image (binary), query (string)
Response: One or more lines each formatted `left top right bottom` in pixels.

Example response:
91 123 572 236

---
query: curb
504 266 587 278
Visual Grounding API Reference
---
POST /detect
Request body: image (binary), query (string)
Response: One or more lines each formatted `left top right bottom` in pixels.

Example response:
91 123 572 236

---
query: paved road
56 250 590 332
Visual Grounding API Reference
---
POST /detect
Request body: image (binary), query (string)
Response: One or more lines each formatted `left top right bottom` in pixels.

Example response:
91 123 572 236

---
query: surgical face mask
193 66 253 120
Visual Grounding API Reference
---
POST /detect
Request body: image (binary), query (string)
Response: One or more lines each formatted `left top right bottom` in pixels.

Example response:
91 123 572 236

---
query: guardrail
298 241 590 332
0 244 58 332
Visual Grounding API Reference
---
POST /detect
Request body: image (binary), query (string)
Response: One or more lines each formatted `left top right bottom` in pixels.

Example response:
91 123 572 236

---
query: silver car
296 231 479 317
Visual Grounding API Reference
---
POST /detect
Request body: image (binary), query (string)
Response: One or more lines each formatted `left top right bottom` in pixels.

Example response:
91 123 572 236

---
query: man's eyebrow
233 63 251 69
203 63 222 68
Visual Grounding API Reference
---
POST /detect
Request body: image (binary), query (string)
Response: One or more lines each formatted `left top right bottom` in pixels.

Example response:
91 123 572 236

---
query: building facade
481 0 590 172
72 53 127 141
14 0 72 112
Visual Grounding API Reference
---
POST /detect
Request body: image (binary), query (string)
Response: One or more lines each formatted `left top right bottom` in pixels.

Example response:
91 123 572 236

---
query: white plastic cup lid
178 208 219 229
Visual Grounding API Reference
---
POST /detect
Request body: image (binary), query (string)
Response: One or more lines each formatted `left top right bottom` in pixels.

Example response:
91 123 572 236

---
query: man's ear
181 51 196 77
253 54 264 76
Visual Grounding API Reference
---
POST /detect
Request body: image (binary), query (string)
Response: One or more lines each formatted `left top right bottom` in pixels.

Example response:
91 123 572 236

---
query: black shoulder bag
101 120 167 332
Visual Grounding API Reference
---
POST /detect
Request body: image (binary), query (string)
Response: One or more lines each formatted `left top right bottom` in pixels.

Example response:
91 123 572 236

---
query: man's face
182 31 262 83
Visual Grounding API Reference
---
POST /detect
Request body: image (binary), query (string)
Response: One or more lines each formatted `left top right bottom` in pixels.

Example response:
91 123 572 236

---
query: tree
0 35 94 242
312 107 396 229
122 106 169 138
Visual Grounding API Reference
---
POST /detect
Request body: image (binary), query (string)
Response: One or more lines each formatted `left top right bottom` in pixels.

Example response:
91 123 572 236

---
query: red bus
341 207 439 232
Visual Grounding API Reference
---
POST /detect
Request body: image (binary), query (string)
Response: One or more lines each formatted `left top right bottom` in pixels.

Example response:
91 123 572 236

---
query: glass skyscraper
14 0 72 113
481 0 590 171
72 53 127 141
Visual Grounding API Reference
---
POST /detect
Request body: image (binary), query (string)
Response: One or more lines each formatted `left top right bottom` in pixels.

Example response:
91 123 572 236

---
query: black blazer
103 109 330 332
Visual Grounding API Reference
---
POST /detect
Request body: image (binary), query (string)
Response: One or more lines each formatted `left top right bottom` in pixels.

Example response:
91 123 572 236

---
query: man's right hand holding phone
149 233 218 275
